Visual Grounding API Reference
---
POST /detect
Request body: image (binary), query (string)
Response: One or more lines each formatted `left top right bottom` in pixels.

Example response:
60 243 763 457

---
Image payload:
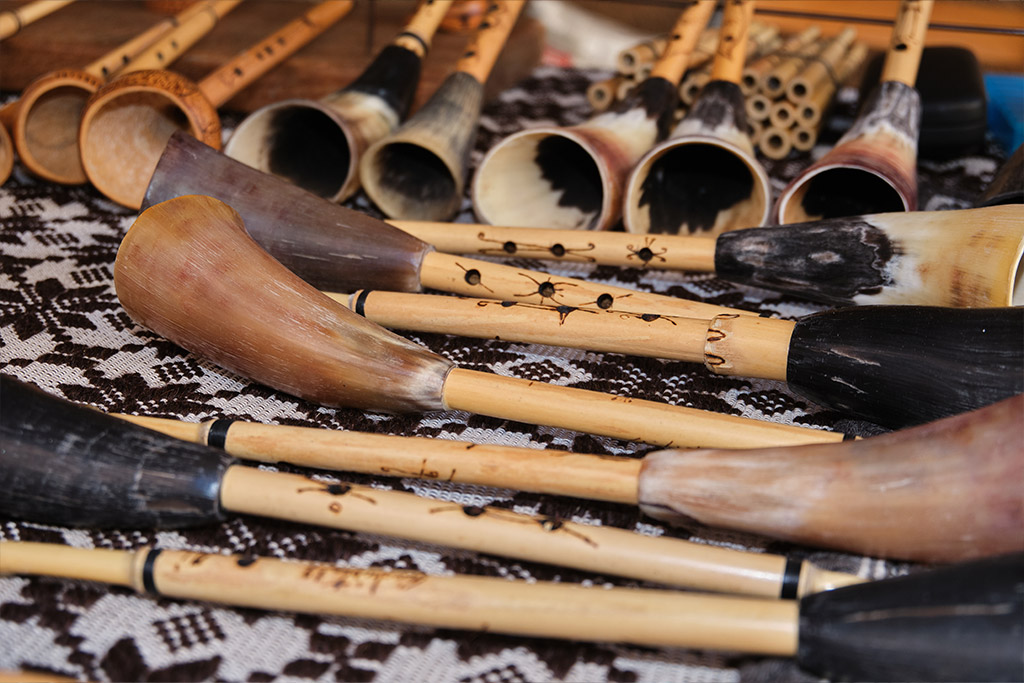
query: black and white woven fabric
0 66 1010 682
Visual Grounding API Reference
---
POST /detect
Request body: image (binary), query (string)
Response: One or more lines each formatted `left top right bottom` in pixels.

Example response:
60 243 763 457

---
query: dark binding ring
352 289 372 317
206 419 234 450
780 557 802 599
142 548 163 595
395 31 429 55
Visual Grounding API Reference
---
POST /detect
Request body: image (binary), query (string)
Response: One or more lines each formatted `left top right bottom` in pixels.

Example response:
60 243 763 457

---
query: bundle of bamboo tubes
594 22 869 159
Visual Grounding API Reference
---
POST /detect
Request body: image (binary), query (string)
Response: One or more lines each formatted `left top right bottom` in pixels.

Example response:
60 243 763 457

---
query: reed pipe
0 0 74 39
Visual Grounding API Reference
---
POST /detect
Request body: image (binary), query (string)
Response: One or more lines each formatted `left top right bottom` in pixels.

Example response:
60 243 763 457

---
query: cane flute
144 132 752 320
3 0 236 185
359 0 526 221
796 42 868 127
116 195 851 449
338 291 1024 428
5 544 1024 683
110 397 1024 562
79 0 354 209
472 1 715 232
0 377 860 598
223 0 454 203
785 28 856 103
761 34 825 98
623 0 772 236
391 205 1024 309
775 1 934 224
0 0 74 40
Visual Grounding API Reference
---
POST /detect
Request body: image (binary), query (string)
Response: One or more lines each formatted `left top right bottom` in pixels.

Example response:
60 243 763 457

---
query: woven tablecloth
0 66 1010 682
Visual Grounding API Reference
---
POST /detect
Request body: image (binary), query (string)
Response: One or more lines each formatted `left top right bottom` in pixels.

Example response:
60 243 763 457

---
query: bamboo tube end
12 69 104 185
759 126 792 160
224 98 367 204
81 70 221 209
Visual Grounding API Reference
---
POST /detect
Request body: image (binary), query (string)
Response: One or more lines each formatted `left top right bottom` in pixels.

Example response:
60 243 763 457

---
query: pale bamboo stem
791 124 815 151
453 0 526 83
746 92 772 122
83 0 215 79
648 1 716 84
704 314 794 381
390 221 719 271
339 289 710 362
616 76 637 101
747 118 764 145
416 251 746 318
2 543 801 654
587 76 621 112
742 26 820 94
197 1 354 108
759 125 792 159
768 99 796 129
221 466 807 595
118 0 242 74
880 0 934 86
710 0 755 83
0 0 74 40
441 368 843 448
0 541 137 588
116 412 644 505
618 37 668 75
762 38 821 97
393 0 454 58
799 42 869 128
785 27 856 103
679 68 709 106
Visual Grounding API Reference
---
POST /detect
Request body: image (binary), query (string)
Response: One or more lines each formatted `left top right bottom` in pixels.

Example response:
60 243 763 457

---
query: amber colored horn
9 0 237 185
359 0 526 220
774 1 935 224
114 194 852 449
223 0 454 203
470 0 715 231
623 0 771 236
79 0 353 209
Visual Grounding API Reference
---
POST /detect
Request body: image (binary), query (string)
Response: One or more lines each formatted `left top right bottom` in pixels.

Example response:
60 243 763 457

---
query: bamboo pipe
0 378 849 596
358 0 526 221
340 290 1024 427
471 1 715 231
144 132 752 320
761 36 824 98
0 375 860 599
746 118 763 146
115 194 850 448
390 205 1024 308
623 1 772 236
774 1 935 224
0 0 74 40
785 28 857 103
741 25 819 95
767 99 796 129
586 76 622 112
7 544 1023 682
5 0 235 185
759 124 792 159
797 42 869 127
79 0 354 210
617 37 669 75
745 92 771 121
791 124 815 152
222 0 454 203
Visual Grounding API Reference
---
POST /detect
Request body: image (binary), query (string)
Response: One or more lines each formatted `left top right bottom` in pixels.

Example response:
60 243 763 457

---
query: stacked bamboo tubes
593 23 869 159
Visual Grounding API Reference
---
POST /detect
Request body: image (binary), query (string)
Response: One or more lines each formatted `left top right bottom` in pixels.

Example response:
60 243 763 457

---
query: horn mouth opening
360 138 460 220
224 100 357 203
624 136 770 235
15 72 103 184
81 74 220 210
473 128 611 231
776 164 910 225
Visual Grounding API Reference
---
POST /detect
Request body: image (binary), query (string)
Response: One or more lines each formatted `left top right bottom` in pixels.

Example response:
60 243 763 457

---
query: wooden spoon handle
118 0 241 74
391 220 719 270
710 0 756 83
441 367 845 449
880 0 934 86
453 0 526 83
198 0 354 108
394 0 455 57
417 251 744 318
648 0 716 84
